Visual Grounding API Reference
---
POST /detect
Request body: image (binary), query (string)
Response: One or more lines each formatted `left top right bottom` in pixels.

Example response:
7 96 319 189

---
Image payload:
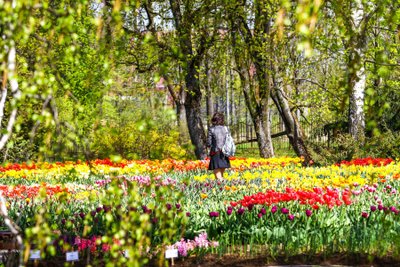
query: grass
235 142 297 158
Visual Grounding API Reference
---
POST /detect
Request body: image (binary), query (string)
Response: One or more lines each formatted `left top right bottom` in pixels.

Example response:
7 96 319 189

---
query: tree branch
365 60 400 67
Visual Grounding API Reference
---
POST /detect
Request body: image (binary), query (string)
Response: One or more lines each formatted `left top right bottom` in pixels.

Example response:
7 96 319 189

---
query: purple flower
61 219 66 225
390 206 397 213
288 214 295 220
248 204 254 211
281 207 289 214
237 207 245 215
195 232 209 248
79 212 85 219
361 211 369 218
378 204 384 211
306 209 312 217
166 203 172 210
186 212 191 217
96 207 103 213
260 207 266 215
90 210 96 217
176 239 188 257
175 203 181 210
271 206 278 214
383 207 389 212
227 209 232 215
370 205 377 212
257 213 263 218
209 211 219 217
152 217 158 224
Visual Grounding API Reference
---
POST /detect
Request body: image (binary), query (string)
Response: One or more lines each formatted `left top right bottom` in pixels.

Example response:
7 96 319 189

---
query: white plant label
66 251 79 262
165 249 178 259
29 250 41 260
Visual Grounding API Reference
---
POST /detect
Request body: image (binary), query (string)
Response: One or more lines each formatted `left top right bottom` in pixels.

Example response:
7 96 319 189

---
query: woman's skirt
208 151 231 170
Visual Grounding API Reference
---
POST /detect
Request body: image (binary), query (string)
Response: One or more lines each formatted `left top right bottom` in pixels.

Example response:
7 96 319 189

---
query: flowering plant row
0 157 399 265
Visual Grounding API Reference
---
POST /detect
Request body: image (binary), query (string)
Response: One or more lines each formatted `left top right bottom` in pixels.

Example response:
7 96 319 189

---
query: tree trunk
168 0 213 159
0 37 20 151
185 67 208 159
348 56 366 141
239 66 274 158
253 104 274 158
348 0 366 142
205 60 213 129
231 24 274 158
271 84 313 164
176 101 189 140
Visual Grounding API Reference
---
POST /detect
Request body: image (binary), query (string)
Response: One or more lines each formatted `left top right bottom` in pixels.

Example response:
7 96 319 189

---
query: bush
309 130 400 165
90 102 188 160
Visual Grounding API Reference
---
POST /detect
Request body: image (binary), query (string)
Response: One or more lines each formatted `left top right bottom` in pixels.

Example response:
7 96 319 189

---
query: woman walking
206 112 231 180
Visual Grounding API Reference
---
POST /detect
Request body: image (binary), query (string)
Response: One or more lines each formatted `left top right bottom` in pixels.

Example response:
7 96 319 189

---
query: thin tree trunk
348 0 366 142
271 84 313 164
348 59 366 141
205 60 213 129
0 35 20 151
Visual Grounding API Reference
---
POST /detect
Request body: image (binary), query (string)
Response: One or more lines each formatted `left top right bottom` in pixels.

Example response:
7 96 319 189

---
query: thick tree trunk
231 25 274 158
185 67 208 159
240 68 274 158
271 85 313 164
253 104 274 158
168 0 212 159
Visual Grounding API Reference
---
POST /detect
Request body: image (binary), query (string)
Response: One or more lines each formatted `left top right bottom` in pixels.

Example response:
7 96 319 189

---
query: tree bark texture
185 67 207 159
348 0 366 142
236 60 274 158
271 85 313 164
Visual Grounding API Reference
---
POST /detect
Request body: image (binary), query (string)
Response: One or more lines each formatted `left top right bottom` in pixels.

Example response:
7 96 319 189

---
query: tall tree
119 0 221 159
228 1 275 158
227 0 314 162
327 0 394 142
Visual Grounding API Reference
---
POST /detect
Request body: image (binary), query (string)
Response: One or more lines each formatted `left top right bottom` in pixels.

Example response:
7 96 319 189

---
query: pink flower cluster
127 175 151 186
168 232 219 257
74 236 98 252
74 236 111 253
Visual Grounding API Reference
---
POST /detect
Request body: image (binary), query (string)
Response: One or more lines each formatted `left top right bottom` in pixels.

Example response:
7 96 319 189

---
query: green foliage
20 174 185 266
309 131 400 165
91 97 187 160
363 131 400 159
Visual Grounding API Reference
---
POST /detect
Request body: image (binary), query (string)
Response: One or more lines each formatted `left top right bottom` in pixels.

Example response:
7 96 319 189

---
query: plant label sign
165 249 178 259
66 251 79 262
29 250 41 260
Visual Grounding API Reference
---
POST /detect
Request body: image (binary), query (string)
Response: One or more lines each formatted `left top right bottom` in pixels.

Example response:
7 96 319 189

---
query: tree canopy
1 0 399 163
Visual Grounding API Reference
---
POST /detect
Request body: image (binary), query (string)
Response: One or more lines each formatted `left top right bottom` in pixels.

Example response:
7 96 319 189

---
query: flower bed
0 157 399 266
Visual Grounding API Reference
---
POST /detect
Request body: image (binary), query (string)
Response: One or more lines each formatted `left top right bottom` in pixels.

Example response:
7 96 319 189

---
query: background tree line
1 0 399 164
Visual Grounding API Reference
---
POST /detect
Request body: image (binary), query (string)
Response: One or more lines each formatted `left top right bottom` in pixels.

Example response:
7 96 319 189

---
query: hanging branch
0 43 20 151
0 193 24 267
